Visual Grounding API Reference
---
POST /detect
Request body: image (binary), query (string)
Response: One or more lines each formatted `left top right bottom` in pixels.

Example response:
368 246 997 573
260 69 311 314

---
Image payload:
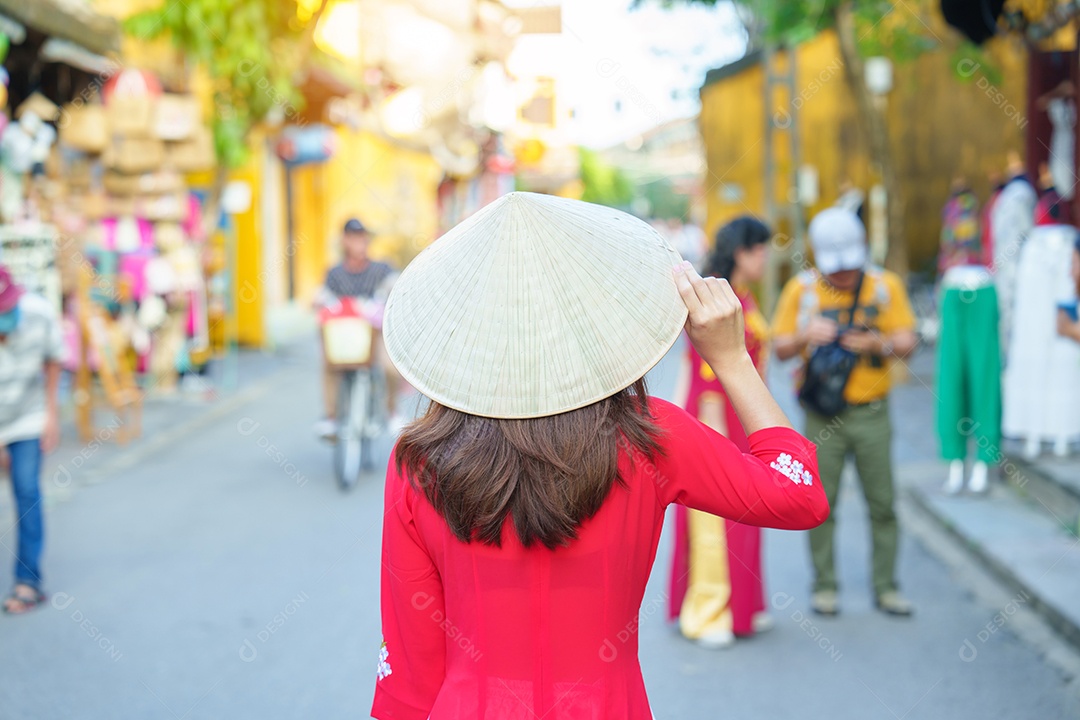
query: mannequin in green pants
937 269 1001 493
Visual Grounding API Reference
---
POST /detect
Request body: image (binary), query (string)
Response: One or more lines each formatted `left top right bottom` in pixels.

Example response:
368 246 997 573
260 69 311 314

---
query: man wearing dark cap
0 264 63 614
313 219 401 439
326 219 394 299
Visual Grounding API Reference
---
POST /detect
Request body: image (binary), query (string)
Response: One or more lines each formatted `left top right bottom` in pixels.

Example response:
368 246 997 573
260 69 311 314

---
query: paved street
1 339 1078 719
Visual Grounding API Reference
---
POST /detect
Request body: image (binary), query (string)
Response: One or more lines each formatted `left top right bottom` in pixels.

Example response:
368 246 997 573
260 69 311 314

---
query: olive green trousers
805 399 899 597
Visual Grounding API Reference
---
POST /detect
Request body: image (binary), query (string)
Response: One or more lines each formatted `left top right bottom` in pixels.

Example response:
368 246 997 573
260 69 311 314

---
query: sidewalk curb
907 485 1080 654
1006 454 1080 537
900 489 1080 692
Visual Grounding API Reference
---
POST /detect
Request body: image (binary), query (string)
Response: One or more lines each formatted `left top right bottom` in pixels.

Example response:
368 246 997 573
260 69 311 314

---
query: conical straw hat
383 192 687 419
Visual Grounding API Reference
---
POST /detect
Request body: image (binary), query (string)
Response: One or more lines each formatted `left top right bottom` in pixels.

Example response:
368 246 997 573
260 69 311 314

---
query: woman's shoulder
645 396 690 431
645 396 675 413
384 444 419 509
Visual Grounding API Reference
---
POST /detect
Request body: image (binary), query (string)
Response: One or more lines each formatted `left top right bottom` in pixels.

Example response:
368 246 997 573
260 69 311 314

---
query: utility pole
762 43 806 315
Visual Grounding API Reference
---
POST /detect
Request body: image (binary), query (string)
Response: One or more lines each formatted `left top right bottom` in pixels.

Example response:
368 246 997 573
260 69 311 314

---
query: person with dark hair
312 218 402 440
667 216 774 648
371 193 828 719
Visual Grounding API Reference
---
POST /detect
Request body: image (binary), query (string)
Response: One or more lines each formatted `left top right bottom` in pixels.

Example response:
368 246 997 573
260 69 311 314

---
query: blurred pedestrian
312 218 403 440
772 207 918 617
371 193 828 718
0 264 62 614
668 216 774 648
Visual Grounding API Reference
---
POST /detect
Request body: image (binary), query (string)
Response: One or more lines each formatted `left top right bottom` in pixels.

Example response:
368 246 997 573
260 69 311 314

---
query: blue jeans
6 439 43 588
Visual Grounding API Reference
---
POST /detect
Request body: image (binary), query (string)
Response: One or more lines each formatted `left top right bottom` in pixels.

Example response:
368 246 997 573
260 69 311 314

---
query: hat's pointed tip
503 190 533 204
494 190 544 217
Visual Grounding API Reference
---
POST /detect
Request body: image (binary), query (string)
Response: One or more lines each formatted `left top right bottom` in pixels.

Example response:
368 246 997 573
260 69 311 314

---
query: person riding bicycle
313 218 402 440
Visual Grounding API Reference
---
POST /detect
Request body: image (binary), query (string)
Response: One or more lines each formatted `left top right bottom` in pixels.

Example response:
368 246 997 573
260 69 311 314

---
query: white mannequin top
942 264 993 289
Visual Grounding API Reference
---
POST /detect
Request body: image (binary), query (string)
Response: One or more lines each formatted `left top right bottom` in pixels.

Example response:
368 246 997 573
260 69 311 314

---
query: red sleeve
650 399 829 530
371 459 446 720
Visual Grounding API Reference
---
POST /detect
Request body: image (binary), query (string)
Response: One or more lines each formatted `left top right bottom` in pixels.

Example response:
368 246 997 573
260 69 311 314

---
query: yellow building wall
231 144 265 348
290 160 330 304
287 127 443 306
701 18 1027 273
323 128 444 267
886 36 1028 261
699 57 768 242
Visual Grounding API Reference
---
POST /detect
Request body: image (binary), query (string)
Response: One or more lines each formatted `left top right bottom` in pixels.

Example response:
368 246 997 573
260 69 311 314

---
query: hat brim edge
384 304 689 420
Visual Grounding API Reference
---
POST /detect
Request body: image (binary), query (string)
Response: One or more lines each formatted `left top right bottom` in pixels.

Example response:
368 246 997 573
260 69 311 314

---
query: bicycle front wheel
333 371 365 490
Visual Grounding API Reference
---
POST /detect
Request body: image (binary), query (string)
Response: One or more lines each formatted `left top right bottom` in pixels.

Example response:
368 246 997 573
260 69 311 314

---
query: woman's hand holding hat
674 261 749 375
674 261 793 434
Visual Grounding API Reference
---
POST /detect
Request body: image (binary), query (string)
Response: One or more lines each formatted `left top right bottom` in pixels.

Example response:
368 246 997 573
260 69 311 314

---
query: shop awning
0 0 121 56
40 38 118 75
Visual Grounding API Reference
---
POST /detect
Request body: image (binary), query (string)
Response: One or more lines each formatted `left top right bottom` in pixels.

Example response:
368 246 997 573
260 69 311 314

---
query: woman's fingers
677 263 742 326
703 276 728 308
674 262 705 316
683 263 716 310
713 277 741 315
702 276 739 323
678 265 748 373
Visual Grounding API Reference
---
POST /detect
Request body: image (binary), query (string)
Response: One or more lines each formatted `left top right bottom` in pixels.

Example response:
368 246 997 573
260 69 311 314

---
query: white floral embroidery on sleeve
377 641 393 680
770 453 814 486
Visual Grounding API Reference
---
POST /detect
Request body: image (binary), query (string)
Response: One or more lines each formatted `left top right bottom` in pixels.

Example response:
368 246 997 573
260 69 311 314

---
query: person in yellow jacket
772 208 919 617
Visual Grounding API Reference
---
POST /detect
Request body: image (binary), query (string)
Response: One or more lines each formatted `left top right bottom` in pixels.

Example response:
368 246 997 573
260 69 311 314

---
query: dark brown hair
395 380 662 550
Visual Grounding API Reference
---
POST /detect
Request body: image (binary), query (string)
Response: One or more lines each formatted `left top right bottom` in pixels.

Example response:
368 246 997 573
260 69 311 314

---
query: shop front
0 3 223 442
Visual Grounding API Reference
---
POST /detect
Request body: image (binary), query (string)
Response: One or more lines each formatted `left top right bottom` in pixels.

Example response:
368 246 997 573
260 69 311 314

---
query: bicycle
320 297 384 491
334 363 385 490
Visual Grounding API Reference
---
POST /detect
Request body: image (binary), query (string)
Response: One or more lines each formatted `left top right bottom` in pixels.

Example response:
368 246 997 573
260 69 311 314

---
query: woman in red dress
372 193 827 719
667 216 773 648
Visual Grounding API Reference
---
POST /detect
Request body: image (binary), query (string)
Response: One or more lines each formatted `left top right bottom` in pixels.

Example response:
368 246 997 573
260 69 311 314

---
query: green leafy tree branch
124 0 329 221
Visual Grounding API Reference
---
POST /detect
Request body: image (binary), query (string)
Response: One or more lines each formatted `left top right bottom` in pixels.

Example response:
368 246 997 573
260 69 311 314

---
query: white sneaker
943 460 965 495
751 613 775 634
1023 437 1041 460
968 461 988 494
1053 438 1070 458
695 629 735 649
313 418 337 441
